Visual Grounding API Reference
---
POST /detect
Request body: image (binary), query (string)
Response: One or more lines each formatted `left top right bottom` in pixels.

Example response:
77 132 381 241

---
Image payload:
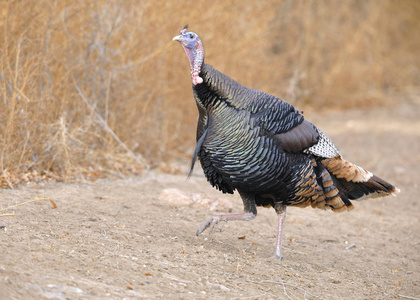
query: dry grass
0 0 419 186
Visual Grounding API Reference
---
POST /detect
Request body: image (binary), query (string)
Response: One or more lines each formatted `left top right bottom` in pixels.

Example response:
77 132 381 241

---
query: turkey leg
196 191 257 235
271 207 287 260
196 212 256 235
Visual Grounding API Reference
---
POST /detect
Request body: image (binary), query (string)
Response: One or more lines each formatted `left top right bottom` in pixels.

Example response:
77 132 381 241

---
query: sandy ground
1 102 419 299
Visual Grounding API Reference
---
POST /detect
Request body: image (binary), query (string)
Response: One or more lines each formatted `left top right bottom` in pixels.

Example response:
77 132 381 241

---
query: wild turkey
173 25 400 260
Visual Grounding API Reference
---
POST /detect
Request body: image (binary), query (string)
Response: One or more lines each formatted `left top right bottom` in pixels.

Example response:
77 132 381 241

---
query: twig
398 295 420 300
169 277 194 285
220 272 324 300
282 281 293 300
72 77 148 170
0 188 66 213
244 279 325 300
345 243 355 250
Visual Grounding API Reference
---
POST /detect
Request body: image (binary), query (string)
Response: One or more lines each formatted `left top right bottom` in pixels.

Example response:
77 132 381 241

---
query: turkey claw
196 215 225 236
268 254 284 261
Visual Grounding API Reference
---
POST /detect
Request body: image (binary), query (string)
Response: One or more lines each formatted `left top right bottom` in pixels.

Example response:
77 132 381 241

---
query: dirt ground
1 102 419 299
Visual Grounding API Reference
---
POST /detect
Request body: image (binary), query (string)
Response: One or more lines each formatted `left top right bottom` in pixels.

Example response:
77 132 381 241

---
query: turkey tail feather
322 157 399 201
311 157 399 212
336 174 400 201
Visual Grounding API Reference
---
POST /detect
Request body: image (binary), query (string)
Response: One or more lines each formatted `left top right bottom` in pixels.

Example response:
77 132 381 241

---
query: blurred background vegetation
0 0 419 186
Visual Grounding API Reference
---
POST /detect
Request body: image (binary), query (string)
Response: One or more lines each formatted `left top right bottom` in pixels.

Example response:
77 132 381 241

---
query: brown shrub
0 0 419 184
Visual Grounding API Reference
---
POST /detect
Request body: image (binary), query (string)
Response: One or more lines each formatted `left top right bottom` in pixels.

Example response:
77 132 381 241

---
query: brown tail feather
323 157 399 200
322 157 373 182
311 167 355 212
311 157 399 212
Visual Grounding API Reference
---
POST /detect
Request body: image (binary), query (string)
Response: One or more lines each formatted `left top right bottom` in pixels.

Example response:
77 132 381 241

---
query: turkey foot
196 212 256 236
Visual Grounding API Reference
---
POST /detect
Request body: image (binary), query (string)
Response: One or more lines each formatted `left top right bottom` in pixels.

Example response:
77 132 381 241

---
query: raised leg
196 191 257 236
271 207 287 260
196 212 256 235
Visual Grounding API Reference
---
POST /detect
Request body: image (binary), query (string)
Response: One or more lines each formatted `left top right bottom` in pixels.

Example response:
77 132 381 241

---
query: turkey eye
189 34 194 39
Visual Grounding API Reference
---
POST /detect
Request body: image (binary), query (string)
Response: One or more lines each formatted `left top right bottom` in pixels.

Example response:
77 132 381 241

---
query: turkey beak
172 35 182 42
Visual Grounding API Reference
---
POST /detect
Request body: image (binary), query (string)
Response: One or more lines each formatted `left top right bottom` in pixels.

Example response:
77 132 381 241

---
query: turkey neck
192 64 242 109
192 63 240 141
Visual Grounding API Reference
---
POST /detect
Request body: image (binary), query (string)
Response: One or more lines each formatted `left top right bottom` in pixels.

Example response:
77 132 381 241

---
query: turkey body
194 64 317 209
173 26 399 259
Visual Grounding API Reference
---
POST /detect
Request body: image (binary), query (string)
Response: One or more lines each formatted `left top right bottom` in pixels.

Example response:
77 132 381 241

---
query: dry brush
0 0 419 186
